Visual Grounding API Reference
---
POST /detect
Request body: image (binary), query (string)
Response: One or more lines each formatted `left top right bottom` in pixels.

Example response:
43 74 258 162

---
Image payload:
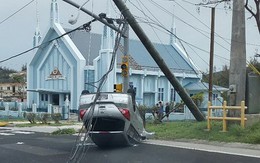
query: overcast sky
0 0 259 73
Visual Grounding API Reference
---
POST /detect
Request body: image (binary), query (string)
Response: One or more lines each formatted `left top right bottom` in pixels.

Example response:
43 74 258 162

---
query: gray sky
0 0 259 73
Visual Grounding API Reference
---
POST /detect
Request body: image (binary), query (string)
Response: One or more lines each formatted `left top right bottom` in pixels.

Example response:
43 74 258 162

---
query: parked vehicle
79 92 146 147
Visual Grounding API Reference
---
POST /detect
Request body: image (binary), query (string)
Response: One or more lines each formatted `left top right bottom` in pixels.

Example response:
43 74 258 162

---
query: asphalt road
0 128 260 163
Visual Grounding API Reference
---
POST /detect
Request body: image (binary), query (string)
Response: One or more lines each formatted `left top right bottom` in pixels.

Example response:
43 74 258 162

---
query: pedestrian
153 103 159 119
158 101 164 122
127 85 136 111
165 102 170 121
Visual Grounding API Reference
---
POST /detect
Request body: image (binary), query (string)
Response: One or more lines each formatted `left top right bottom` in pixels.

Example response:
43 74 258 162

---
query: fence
0 102 69 120
207 101 247 132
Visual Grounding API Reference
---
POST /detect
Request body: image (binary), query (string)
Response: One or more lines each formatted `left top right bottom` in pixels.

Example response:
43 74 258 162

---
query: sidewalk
145 139 260 159
1 121 260 159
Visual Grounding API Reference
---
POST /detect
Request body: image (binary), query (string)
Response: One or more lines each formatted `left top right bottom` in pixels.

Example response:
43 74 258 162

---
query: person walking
158 101 164 122
165 102 170 121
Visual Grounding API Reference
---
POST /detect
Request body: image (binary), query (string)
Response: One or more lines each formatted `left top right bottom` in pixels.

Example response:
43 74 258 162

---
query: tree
247 57 260 74
245 0 260 34
202 64 229 88
198 0 260 34
0 66 17 83
21 64 27 71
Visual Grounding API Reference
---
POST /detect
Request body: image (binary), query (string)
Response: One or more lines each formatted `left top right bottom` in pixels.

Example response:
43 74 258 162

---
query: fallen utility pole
113 0 205 121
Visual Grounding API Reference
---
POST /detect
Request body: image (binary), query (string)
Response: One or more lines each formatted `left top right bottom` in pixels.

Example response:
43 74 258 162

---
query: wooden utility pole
229 0 246 108
113 0 205 121
209 7 215 102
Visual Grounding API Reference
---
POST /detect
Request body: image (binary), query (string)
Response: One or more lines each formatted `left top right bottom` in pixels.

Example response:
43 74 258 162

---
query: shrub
51 113 62 124
10 107 18 111
26 113 36 124
51 128 76 135
137 105 148 127
0 106 5 110
37 113 51 124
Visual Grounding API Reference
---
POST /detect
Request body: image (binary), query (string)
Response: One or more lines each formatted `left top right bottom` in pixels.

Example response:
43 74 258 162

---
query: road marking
13 131 35 134
0 133 15 136
0 130 35 136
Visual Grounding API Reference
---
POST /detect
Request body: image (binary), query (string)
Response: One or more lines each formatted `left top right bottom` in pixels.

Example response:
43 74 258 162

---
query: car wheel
127 126 142 145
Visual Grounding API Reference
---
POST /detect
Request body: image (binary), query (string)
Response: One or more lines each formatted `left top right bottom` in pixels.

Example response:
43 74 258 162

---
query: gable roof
184 82 228 92
66 29 198 74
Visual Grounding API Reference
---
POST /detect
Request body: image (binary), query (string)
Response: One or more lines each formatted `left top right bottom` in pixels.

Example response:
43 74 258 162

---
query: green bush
51 113 62 124
10 107 18 111
37 113 51 124
51 128 76 135
26 113 36 124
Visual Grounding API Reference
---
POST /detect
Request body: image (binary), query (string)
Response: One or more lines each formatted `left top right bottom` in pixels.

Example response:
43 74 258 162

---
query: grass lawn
145 121 260 144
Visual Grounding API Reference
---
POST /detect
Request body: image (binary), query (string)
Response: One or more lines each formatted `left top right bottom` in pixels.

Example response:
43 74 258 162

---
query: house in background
184 82 228 111
27 0 226 117
0 71 27 102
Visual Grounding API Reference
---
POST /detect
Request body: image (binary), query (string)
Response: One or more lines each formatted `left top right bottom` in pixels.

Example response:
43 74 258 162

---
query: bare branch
245 0 256 17
196 0 230 6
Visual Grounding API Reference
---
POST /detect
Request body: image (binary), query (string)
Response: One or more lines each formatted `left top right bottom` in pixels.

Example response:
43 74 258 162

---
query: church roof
184 82 228 92
66 29 198 74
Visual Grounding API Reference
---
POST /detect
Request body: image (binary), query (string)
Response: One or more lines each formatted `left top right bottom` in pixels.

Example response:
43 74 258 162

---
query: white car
79 92 147 147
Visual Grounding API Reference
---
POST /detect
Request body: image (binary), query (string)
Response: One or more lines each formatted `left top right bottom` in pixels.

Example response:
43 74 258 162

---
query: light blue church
27 0 227 116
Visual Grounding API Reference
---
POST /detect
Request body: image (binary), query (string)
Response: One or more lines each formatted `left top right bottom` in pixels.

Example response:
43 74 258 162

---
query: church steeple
101 0 114 49
50 0 59 26
170 4 176 45
33 0 41 47
97 0 116 92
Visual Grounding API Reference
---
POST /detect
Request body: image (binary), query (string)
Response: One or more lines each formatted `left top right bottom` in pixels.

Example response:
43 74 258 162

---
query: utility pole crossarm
62 0 127 38
113 0 205 121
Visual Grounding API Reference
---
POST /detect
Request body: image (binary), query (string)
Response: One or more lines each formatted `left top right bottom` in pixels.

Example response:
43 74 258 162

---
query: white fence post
4 103 9 116
32 103 37 113
48 104 52 114
18 103 22 117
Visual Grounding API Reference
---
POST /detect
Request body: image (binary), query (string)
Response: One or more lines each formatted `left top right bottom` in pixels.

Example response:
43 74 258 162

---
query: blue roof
126 39 196 73
67 30 197 74
184 82 228 92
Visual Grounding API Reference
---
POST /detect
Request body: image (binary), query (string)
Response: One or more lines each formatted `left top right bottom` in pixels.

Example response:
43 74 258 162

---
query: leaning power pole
208 7 215 102
229 0 246 108
113 0 205 121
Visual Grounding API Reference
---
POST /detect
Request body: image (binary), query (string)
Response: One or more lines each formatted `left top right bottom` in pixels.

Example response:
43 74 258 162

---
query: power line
0 20 96 64
68 16 125 163
146 0 260 74
131 0 184 70
128 1 230 97
129 1 227 99
0 0 35 26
